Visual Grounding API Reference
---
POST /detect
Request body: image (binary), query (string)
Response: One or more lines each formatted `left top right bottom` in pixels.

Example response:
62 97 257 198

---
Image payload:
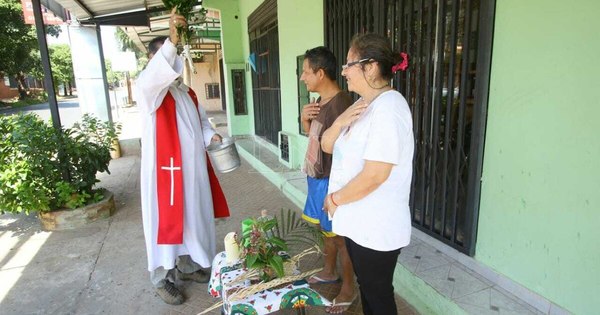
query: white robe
135 38 217 272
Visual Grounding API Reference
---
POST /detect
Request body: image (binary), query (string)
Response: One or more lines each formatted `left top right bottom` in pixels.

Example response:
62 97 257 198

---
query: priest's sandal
176 268 210 283
155 280 184 305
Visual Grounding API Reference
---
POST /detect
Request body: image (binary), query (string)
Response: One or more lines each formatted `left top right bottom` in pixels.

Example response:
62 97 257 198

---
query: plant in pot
0 113 121 229
240 209 323 282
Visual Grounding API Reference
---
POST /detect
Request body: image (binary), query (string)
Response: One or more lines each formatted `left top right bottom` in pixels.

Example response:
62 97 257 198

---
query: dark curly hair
304 46 338 81
148 36 168 57
350 33 403 81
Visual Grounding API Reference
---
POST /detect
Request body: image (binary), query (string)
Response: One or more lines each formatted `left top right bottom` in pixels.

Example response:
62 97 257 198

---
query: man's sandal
306 274 340 284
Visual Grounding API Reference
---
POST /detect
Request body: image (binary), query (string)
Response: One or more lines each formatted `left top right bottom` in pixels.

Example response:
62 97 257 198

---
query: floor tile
414 247 453 273
449 265 491 299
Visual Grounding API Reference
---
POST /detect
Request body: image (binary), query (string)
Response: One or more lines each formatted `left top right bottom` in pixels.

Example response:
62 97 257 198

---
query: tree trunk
15 72 28 100
68 81 72 96
63 83 68 96
125 72 132 105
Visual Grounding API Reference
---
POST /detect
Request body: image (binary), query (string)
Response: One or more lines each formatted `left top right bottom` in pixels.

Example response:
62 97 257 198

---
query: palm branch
272 208 323 249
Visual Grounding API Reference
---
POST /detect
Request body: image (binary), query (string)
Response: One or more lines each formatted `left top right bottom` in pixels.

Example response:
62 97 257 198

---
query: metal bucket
206 137 241 173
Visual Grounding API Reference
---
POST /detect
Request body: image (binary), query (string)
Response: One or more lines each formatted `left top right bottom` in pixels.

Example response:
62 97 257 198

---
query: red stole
155 89 230 245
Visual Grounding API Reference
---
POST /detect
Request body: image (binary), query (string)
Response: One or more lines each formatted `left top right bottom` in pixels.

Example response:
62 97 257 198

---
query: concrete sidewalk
0 137 417 314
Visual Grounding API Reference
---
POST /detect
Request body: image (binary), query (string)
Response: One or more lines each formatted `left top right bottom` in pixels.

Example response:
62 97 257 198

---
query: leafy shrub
0 113 120 214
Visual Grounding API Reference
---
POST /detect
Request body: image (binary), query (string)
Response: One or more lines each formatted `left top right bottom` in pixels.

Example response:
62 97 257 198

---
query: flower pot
38 190 115 231
110 139 121 159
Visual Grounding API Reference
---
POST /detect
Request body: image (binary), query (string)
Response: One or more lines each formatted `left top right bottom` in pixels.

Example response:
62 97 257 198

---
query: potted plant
0 113 121 229
240 209 323 282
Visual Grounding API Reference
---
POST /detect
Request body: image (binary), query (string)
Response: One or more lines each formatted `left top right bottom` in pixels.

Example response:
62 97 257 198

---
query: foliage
161 0 207 45
115 27 144 58
113 27 147 80
272 208 323 248
0 113 120 214
0 0 60 98
104 60 124 89
0 0 37 75
49 44 73 91
240 209 322 282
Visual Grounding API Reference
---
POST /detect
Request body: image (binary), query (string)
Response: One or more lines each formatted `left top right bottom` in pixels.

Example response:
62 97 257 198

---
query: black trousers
345 237 402 315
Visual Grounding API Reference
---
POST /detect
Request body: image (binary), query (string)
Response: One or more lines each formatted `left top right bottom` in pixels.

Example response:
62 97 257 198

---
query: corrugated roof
52 0 164 21
50 0 221 54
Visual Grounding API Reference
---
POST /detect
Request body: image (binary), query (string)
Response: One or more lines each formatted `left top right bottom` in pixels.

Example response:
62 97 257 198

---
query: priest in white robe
134 11 228 305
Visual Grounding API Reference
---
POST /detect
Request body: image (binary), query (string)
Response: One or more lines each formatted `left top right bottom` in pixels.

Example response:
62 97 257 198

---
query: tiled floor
397 238 544 315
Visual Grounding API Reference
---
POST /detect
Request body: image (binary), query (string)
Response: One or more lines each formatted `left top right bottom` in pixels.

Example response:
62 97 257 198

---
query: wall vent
278 131 295 168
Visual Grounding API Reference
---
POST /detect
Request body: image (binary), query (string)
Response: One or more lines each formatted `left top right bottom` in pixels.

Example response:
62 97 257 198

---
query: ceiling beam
71 0 94 17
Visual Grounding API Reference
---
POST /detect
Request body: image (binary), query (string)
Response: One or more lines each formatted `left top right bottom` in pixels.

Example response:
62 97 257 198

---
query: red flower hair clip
392 52 409 73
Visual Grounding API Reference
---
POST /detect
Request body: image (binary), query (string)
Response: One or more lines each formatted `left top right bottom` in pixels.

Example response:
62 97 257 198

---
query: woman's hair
304 46 338 81
350 33 402 81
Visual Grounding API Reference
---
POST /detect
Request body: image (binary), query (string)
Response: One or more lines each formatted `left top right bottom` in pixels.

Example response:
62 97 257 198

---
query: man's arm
134 11 185 114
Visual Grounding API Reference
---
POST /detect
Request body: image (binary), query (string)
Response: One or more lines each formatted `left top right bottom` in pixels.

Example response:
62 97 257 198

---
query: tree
115 27 147 77
49 44 73 95
0 0 60 99
104 59 123 90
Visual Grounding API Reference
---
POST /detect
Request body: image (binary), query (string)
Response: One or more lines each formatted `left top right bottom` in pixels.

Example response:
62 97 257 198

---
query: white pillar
69 24 113 122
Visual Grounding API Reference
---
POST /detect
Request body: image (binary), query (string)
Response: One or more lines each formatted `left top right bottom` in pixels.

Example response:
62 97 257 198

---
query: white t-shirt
328 90 414 251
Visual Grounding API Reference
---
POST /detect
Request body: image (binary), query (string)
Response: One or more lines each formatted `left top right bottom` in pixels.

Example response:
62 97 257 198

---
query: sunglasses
341 58 371 70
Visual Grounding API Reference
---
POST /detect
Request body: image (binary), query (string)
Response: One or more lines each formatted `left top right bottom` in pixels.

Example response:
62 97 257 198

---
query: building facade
205 1 600 314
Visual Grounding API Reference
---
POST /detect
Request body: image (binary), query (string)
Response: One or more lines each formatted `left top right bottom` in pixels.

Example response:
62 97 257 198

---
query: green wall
204 0 256 136
477 1 600 314
277 0 323 168
206 0 323 168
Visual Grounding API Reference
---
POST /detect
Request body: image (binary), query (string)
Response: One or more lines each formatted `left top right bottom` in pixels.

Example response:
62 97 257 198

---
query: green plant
161 0 207 45
272 208 324 248
240 209 322 282
0 113 120 214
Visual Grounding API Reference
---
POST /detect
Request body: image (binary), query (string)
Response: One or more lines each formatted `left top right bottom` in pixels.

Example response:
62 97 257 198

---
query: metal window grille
279 133 290 162
205 83 220 99
249 0 281 145
325 0 495 255
232 69 247 115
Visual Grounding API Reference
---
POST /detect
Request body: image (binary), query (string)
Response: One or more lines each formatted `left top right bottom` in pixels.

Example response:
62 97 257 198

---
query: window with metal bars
248 0 281 145
232 69 247 115
205 83 220 99
324 0 495 255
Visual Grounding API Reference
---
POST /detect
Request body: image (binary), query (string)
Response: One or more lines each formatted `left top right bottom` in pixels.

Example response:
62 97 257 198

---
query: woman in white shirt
322 33 413 315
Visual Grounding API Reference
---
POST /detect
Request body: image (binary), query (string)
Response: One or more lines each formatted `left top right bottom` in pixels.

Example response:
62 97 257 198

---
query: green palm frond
273 208 323 248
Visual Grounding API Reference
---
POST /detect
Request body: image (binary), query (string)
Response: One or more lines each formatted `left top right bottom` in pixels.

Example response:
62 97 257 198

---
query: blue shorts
302 176 335 237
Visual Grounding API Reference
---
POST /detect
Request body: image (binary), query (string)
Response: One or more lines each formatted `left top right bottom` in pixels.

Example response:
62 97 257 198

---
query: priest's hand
169 8 187 46
211 134 223 143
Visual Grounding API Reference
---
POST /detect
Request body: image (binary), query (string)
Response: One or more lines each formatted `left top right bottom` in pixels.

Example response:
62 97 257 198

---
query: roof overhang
51 0 166 25
49 0 221 54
